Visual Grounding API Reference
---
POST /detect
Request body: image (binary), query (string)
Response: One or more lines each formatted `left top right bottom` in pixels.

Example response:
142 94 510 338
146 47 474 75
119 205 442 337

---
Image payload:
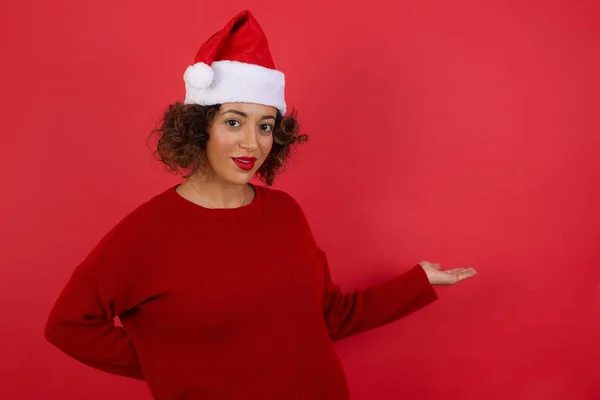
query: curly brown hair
147 102 307 186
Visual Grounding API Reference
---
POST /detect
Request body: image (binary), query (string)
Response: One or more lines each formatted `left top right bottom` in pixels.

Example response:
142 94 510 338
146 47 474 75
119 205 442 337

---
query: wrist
419 264 433 283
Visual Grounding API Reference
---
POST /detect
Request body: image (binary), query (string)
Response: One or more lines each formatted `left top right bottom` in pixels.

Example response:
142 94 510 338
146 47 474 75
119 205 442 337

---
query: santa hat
183 10 286 115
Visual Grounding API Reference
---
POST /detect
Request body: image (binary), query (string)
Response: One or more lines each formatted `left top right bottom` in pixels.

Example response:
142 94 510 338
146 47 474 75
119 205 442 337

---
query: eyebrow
220 109 276 120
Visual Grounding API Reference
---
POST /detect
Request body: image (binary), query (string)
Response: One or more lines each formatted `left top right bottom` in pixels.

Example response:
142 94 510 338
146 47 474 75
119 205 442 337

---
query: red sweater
45 184 438 399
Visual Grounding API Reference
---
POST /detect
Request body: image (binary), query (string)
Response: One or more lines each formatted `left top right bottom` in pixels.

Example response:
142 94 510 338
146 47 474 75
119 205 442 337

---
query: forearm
324 264 438 341
44 320 145 380
45 266 145 380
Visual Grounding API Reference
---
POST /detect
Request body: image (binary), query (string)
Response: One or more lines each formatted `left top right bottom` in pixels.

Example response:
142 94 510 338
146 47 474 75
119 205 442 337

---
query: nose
239 126 258 152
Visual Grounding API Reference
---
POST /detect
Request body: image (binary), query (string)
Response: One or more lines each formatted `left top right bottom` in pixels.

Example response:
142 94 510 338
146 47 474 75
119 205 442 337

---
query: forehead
220 102 277 116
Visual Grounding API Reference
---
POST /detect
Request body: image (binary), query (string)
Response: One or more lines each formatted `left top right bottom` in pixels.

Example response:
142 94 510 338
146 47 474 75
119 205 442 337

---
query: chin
228 175 253 185
218 170 256 185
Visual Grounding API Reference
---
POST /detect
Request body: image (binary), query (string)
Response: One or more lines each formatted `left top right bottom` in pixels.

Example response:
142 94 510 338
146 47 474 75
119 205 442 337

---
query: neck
182 174 251 209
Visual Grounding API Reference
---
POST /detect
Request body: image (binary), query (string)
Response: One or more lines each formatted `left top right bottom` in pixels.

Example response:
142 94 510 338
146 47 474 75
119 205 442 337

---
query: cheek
207 132 235 155
260 135 274 154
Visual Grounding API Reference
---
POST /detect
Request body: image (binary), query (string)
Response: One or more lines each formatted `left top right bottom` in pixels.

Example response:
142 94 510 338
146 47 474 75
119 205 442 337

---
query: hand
419 261 477 285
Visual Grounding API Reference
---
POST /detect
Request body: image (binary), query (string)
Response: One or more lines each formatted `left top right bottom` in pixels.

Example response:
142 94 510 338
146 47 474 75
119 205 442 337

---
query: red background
1 0 599 399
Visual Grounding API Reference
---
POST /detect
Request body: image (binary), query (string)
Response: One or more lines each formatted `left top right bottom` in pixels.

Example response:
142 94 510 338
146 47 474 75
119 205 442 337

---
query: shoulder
103 188 167 235
256 185 315 232
257 184 304 212
72 190 167 293
82 186 175 269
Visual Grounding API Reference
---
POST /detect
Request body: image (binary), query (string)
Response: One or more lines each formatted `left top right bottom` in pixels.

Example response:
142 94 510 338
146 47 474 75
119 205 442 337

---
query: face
204 102 277 185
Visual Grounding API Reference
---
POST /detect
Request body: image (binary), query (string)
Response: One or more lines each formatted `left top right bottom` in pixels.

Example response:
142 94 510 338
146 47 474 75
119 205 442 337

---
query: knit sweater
44 184 438 399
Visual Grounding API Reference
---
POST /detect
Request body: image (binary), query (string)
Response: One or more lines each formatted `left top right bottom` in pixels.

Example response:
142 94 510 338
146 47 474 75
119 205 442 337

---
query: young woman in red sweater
44 9 476 400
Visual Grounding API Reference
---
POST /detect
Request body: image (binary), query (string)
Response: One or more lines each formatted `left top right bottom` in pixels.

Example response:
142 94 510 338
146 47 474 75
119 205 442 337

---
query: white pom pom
183 62 214 89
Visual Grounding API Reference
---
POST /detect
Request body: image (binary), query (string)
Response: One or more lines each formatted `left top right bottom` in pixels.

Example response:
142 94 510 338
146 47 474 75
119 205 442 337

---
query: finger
446 267 475 274
456 269 477 281
444 268 462 274
423 262 442 270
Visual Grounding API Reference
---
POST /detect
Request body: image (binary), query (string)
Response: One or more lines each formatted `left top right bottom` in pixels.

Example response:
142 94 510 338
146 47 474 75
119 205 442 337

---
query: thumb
418 261 441 270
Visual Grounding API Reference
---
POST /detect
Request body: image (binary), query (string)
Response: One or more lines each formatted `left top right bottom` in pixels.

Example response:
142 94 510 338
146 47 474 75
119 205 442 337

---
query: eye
260 124 273 133
226 119 241 127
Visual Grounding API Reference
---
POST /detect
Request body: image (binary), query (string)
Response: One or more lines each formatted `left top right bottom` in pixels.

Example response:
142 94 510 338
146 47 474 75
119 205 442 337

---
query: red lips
232 157 256 171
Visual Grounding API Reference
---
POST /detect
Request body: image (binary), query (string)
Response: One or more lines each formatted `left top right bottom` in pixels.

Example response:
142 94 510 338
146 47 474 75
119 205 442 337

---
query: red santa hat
183 10 286 115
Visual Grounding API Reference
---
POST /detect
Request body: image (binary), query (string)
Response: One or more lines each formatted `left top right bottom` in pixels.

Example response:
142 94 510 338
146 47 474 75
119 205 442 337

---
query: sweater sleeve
319 248 439 341
44 228 145 380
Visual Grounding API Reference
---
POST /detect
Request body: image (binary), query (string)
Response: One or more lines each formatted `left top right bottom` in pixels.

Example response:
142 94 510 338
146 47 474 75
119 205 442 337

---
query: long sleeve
44 243 145 380
319 248 439 341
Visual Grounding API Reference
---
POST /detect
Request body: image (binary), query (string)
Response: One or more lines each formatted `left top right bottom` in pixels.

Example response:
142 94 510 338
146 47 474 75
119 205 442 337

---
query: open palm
419 261 477 285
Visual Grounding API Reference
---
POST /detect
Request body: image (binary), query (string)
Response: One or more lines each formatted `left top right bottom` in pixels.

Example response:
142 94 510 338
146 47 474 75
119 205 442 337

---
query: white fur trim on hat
183 60 286 115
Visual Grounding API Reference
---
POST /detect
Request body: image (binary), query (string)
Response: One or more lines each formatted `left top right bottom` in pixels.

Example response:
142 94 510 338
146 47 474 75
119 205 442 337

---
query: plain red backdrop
1 0 599 399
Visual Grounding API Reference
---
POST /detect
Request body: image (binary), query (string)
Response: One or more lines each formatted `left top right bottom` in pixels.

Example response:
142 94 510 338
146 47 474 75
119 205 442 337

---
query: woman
44 9 476 400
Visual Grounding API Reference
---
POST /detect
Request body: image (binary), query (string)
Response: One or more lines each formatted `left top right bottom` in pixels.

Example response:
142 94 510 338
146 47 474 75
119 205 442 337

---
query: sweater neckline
168 182 265 219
